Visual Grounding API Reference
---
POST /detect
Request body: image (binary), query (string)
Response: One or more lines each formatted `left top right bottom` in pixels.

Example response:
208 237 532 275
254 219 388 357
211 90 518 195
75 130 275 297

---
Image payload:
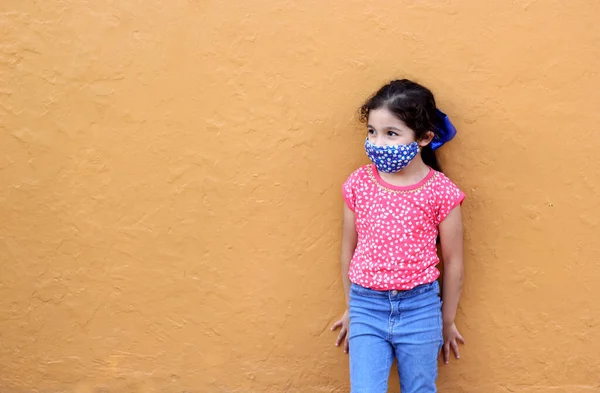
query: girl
331 79 465 393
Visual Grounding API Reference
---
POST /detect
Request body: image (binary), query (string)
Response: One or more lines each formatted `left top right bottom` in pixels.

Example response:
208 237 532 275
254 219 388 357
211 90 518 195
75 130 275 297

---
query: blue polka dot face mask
364 138 420 173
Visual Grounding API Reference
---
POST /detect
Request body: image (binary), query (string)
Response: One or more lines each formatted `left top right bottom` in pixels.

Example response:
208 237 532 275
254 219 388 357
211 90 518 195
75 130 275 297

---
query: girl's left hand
442 322 465 364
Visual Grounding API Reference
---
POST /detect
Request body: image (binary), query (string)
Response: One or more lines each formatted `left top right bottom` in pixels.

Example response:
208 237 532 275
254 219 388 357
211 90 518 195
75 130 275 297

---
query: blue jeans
348 281 443 393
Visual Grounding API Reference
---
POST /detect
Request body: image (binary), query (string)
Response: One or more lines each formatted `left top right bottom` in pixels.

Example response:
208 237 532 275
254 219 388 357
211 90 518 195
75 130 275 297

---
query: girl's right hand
331 309 350 354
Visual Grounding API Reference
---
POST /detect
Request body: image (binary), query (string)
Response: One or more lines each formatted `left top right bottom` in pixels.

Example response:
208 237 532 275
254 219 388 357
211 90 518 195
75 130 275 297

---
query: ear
418 131 435 148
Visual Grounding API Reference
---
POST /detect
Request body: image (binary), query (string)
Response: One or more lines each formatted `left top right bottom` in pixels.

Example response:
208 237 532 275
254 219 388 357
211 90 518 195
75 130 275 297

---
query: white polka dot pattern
342 164 465 291
364 138 419 173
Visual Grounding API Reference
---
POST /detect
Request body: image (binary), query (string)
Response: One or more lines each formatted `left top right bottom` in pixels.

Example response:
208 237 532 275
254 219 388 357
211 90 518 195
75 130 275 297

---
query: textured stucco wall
1 1 600 392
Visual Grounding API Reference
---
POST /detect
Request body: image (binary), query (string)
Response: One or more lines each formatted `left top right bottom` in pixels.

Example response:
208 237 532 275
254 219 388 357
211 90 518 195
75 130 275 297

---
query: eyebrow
367 125 404 132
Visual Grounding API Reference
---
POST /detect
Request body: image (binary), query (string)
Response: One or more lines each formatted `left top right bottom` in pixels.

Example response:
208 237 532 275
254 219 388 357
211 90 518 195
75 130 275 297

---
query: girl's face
367 107 433 147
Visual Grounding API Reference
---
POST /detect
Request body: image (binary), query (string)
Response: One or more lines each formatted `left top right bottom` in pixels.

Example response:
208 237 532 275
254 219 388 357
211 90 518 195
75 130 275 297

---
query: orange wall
2 1 600 392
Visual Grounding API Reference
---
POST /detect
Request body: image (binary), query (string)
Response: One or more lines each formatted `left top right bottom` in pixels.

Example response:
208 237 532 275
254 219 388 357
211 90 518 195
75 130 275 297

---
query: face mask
364 138 419 173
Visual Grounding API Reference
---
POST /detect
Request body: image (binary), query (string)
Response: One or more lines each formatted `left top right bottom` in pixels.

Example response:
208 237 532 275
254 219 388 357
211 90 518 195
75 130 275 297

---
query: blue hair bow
431 109 457 151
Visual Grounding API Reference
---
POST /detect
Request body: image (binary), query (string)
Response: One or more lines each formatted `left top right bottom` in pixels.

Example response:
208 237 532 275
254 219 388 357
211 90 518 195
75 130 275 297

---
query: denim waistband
350 280 439 299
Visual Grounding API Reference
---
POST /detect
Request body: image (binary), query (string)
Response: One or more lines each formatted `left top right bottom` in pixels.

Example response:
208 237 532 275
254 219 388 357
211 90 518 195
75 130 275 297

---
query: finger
344 337 349 354
331 320 342 331
443 342 450 364
335 328 347 346
456 333 466 345
451 340 460 359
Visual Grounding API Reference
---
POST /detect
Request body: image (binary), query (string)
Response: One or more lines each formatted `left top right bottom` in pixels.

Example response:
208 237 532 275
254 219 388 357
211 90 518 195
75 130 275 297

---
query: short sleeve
342 169 361 212
435 174 465 225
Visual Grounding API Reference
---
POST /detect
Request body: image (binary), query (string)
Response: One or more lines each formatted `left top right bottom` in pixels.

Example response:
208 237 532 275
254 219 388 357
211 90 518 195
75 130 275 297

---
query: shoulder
342 165 373 210
344 165 372 186
429 171 465 221
430 170 462 193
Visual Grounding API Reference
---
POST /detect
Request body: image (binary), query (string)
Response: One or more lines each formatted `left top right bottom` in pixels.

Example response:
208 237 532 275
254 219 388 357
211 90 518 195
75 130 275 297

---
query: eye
367 128 375 135
387 130 398 137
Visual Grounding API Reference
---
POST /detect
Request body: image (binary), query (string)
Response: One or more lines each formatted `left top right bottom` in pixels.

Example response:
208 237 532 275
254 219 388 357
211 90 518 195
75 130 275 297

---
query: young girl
331 79 465 393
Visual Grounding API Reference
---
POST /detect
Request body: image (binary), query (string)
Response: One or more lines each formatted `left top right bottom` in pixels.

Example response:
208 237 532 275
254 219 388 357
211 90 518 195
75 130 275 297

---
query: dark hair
359 79 442 172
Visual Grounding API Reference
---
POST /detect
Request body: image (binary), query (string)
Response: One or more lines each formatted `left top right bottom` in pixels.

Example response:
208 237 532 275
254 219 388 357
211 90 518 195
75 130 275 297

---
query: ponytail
421 144 442 172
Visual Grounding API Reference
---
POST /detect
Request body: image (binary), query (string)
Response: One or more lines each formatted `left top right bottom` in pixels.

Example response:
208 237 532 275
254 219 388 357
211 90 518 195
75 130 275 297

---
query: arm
439 205 464 325
331 203 358 353
438 205 466 363
340 204 358 305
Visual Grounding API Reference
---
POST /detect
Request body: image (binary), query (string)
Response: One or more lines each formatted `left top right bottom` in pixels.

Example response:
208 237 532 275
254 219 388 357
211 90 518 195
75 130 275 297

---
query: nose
373 135 387 147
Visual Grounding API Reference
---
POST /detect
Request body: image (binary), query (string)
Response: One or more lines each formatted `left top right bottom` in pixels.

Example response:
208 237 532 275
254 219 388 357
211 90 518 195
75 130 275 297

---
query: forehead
367 108 412 131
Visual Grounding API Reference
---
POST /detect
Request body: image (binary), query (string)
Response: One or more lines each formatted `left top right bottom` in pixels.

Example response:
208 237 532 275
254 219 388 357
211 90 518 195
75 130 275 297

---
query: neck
378 154 431 187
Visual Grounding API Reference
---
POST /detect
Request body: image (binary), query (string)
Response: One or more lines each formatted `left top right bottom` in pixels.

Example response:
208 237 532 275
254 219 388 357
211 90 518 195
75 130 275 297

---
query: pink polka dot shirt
343 164 465 291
